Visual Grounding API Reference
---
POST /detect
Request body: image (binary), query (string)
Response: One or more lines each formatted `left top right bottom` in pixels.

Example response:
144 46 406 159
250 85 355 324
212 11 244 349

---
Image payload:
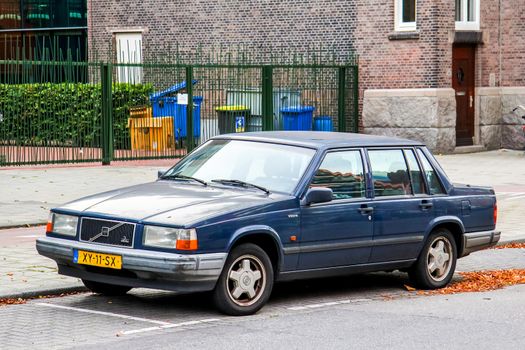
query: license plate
74 250 122 270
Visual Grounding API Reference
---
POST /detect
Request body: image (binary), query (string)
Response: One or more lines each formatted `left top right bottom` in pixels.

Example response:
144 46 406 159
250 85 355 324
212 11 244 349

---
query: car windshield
163 139 316 194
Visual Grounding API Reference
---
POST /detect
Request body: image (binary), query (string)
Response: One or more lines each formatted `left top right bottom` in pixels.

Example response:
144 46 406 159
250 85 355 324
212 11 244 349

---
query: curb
0 222 47 230
0 285 87 301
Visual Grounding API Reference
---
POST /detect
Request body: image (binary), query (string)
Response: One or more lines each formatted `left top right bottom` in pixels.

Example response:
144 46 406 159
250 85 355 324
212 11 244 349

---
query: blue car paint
46 132 497 281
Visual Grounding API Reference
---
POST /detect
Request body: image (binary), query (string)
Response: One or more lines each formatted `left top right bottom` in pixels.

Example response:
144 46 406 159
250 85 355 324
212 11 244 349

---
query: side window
416 149 445 195
310 150 365 199
368 149 411 197
404 149 426 195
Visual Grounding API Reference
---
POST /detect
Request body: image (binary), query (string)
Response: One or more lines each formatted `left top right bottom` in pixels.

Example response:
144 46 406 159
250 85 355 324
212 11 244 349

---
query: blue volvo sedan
37 132 500 315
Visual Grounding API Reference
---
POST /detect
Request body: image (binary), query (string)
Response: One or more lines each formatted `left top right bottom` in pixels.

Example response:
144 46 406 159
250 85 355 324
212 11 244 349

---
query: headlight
143 226 198 250
47 213 78 237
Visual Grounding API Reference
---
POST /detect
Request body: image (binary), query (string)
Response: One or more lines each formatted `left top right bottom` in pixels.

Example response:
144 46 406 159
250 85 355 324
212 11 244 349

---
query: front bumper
36 237 227 293
461 230 501 257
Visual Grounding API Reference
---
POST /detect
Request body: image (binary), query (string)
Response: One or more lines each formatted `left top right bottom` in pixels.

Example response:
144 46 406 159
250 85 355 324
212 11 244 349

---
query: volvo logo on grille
89 222 125 242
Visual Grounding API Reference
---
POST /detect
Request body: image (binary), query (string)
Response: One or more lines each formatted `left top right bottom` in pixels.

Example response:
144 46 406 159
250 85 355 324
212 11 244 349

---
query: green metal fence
0 54 358 166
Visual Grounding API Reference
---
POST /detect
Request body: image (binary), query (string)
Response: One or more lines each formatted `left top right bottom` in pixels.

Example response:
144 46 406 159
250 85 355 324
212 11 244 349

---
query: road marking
35 303 172 326
287 298 373 311
120 319 221 335
501 194 525 201
17 234 43 238
35 303 221 336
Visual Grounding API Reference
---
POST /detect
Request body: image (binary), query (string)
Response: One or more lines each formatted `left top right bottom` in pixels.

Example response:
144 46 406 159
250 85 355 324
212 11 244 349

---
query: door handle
358 205 374 214
419 200 433 210
470 95 473 108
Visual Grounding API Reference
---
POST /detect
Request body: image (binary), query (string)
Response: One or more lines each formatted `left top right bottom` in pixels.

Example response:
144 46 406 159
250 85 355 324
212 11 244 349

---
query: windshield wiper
160 174 207 186
211 179 270 194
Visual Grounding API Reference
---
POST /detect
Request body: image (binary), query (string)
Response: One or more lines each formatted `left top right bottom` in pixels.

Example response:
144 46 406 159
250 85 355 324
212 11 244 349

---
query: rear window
368 149 411 197
416 149 445 195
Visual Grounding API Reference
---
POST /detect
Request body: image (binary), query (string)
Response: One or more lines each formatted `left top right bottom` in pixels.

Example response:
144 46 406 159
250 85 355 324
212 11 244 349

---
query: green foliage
0 83 153 148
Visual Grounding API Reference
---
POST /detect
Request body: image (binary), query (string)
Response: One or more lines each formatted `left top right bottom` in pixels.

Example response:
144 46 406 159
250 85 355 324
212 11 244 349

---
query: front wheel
213 243 274 316
408 229 457 289
82 279 132 296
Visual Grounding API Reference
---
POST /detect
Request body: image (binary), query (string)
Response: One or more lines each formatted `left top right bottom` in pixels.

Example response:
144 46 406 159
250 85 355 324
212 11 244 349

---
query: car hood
57 180 294 226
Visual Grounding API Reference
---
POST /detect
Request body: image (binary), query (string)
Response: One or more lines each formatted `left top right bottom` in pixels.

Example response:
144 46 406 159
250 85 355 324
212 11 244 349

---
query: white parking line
35 302 221 336
501 194 525 201
287 298 373 311
121 319 220 335
35 303 172 326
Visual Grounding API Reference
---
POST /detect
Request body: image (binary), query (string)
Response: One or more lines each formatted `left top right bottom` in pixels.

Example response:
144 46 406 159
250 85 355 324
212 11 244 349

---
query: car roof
212 131 424 150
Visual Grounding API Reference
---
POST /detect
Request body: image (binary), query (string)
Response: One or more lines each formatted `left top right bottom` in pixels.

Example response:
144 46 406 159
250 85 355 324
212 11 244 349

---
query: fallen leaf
404 284 416 291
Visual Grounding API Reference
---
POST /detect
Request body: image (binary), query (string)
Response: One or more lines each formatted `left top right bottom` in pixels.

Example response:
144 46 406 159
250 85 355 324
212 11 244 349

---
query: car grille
79 218 135 248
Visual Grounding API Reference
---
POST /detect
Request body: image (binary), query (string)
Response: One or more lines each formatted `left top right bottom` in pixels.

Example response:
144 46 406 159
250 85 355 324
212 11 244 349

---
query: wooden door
452 45 475 146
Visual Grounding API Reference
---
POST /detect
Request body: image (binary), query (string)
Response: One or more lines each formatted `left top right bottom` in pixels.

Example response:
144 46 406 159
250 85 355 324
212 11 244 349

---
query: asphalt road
1 272 524 349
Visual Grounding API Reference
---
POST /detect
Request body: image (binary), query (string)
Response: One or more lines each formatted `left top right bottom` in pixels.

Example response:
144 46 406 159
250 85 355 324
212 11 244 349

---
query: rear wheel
82 279 132 296
213 243 274 316
408 229 457 289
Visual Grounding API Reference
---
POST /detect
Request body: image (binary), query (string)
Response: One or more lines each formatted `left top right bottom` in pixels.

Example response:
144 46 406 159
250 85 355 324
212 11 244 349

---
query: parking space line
287 298 373 311
501 194 525 201
35 303 173 326
120 319 221 335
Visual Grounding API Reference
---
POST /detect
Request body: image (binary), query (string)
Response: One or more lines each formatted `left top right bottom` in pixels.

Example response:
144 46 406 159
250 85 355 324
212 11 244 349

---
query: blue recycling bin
313 115 334 132
150 80 202 139
280 106 315 131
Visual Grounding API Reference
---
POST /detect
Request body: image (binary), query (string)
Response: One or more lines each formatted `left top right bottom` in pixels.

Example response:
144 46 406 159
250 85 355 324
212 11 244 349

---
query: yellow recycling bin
127 117 175 151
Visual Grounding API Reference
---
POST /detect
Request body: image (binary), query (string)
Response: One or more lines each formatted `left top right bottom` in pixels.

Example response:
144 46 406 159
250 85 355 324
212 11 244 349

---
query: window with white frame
455 0 480 30
115 32 143 84
395 0 417 31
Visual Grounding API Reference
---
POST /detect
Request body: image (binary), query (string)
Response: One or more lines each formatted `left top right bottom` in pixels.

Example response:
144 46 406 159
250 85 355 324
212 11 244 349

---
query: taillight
493 201 498 225
46 213 54 233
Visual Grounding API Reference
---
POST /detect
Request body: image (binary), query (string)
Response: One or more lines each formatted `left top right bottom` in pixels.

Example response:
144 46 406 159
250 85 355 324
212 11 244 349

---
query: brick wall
354 0 454 92
477 0 525 87
88 0 454 88
87 0 357 62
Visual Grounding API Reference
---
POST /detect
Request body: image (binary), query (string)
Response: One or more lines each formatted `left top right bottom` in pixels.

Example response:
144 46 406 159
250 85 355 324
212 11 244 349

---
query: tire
213 243 274 316
82 279 132 296
408 228 457 289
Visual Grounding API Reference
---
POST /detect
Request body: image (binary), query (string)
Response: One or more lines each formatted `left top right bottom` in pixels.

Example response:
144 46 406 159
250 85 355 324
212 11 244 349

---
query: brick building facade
88 0 525 152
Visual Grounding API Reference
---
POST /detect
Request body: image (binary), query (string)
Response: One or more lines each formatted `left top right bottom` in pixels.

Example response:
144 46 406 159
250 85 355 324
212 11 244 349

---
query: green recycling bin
215 105 251 134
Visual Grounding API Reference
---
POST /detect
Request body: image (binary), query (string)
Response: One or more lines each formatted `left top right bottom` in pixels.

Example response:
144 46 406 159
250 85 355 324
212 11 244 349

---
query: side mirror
158 170 166 179
303 187 333 206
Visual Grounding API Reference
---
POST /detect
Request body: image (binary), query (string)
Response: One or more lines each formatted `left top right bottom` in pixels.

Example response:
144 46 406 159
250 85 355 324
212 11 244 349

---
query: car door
366 148 435 263
298 149 374 270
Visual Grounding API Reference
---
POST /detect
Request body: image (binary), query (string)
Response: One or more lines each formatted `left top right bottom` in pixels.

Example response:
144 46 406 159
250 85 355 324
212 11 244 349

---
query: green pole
353 65 359 133
261 66 274 131
101 63 113 165
186 66 194 152
337 66 347 132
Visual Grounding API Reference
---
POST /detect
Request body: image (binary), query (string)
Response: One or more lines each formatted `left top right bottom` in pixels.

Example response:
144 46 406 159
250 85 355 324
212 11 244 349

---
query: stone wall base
362 88 456 153
363 87 525 153
478 87 525 150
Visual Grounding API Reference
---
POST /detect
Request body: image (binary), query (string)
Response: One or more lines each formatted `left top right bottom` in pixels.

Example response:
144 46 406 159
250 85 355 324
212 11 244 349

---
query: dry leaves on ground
492 242 525 249
0 298 26 307
416 269 525 295
0 291 85 307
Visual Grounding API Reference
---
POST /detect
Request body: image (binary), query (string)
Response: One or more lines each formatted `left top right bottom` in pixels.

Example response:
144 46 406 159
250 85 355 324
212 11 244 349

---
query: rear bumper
36 236 227 293
461 230 501 257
